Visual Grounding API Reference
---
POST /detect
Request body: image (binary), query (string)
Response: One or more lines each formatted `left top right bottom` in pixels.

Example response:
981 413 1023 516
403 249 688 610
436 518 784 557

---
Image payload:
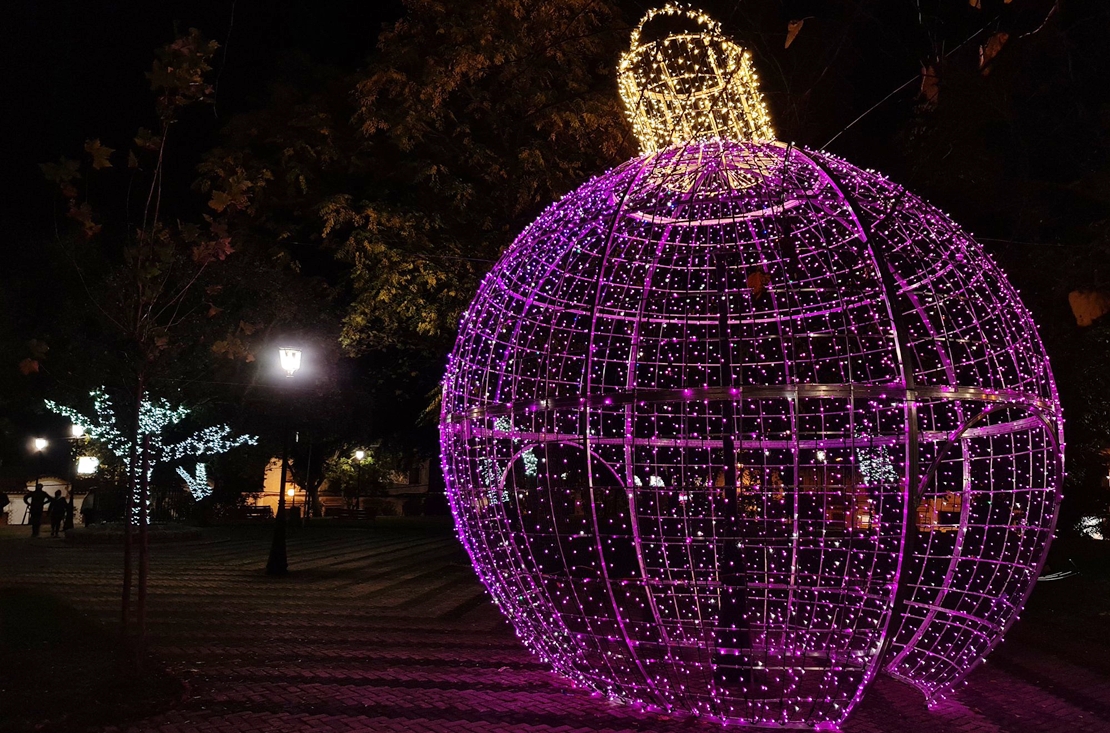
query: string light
1076 516 1103 541
45 388 256 500
176 463 211 500
440 6 1063 728
618 4 775 153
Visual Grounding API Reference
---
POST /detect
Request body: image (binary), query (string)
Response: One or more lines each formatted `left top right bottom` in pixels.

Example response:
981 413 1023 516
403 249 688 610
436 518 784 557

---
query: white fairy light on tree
45 388 256 499
856 435 899 486
176 464 210 499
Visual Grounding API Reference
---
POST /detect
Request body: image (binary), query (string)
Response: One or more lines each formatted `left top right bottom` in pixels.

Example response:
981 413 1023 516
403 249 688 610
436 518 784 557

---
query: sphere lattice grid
440 139 1062 728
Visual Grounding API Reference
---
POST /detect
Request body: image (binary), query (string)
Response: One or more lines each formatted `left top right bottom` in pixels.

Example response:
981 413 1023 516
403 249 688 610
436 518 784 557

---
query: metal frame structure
440 7 1063 729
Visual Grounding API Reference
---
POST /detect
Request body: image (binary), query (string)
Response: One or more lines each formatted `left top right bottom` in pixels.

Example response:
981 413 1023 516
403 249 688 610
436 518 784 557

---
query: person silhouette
48 490 67 537
23 483 50 537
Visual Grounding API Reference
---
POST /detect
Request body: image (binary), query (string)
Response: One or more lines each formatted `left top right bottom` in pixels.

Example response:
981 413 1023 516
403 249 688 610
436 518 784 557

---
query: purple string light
440 139 1062 728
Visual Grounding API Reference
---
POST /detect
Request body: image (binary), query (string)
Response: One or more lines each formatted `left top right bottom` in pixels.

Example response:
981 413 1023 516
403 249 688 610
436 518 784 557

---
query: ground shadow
0 587 183 733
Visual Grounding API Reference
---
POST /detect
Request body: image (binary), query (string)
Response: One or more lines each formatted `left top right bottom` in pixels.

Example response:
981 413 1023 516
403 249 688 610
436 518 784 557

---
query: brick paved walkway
2 522 1108 733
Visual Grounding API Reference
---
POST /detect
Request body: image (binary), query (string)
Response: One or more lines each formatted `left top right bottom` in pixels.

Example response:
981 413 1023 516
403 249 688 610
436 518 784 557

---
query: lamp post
266 347 302 576
75 455 99 528
25 438 48 536
64 424 88 531
32 437 48 486
353 449 365 510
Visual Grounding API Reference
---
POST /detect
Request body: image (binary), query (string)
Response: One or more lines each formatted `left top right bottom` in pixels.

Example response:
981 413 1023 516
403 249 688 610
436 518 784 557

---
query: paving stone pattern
2 523 1108 733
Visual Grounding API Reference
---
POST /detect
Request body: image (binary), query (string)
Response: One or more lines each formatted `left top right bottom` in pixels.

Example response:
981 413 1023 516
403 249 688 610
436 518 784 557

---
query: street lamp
279 347 302 378
353 449 366 510
66 424 95 531
32 438 48 487
76 456 99 475
75 457 99 528
267 347 302 576
26 438 49 537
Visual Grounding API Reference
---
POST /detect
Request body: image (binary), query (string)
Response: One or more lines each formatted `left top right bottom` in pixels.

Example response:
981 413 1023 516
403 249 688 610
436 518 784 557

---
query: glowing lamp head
33 438 48 452
286 487 295 498
71 424 85 438
618 4 775 153
76 456 99 475
354 450 366 461
278 347 302 378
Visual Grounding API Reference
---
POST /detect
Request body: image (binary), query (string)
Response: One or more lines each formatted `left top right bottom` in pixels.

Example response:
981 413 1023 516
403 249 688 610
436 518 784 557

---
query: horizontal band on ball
444 383 1055 423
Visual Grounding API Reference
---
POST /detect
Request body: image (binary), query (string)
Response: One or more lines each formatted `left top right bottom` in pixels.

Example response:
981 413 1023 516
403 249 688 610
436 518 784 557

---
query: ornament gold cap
618 4 775 153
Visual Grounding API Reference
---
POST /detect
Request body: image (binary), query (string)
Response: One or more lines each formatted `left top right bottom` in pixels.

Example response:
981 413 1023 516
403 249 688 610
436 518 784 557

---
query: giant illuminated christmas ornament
440 5 1063 728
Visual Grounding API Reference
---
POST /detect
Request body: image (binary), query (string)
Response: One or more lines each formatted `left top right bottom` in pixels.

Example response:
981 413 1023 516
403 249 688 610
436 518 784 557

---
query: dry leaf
84 139 114 169
920 66 940 109
980 32 1009 74
27 339 49 359
785 19 804 49
969 0 981 8
1068 291 1110 326
747 269 770 299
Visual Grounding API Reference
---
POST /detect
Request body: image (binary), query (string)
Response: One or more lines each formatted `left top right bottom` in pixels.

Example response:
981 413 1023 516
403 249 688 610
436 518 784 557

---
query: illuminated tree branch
46 388 256 499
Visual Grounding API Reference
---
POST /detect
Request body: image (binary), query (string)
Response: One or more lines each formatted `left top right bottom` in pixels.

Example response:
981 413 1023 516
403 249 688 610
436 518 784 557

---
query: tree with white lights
45 388 256 500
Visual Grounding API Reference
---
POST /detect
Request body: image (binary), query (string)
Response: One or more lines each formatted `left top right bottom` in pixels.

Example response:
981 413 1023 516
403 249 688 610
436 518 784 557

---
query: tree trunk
137 433 151 642
121 375 144 632
265 420 291 575
304 439 313 520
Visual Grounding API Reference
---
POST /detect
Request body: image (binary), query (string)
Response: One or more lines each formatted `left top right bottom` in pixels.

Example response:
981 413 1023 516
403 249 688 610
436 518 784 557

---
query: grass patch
0 587 183 732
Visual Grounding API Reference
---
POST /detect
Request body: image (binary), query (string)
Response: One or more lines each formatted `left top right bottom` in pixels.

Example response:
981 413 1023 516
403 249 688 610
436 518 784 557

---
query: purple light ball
440 140 1062 728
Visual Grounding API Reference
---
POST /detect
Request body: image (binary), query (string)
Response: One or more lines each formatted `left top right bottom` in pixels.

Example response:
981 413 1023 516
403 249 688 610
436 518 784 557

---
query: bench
323 507 376 520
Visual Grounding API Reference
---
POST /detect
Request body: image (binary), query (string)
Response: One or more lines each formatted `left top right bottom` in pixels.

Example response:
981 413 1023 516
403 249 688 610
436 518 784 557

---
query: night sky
5 1 1097 232
0 1 402 475
1 0 403 230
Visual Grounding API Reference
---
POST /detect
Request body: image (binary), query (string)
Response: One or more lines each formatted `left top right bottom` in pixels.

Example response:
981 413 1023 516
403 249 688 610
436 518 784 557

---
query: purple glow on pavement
439 139 1063 728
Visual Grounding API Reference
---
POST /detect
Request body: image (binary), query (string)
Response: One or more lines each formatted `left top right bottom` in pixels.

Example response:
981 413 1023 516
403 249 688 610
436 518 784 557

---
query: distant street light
267 346 302 576
32 437 48 484
76 456 100 475
25 438 50 537
67 425 93 531
353 449 366 510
